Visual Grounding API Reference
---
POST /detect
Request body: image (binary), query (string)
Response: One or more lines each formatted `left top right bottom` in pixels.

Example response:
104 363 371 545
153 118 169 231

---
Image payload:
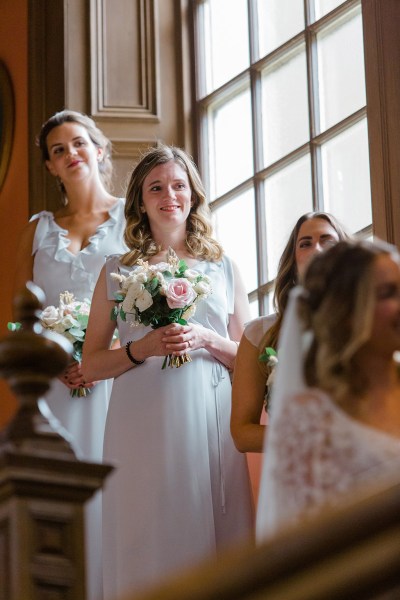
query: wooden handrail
123 473 400 600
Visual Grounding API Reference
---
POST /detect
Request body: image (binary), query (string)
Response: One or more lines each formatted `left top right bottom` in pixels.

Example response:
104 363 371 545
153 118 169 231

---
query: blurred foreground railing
123 468 400 600
0 283 112 600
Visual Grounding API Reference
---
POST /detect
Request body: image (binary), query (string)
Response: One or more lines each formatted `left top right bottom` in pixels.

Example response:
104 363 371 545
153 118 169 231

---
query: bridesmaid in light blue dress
14 110 128 600
83 144 254 598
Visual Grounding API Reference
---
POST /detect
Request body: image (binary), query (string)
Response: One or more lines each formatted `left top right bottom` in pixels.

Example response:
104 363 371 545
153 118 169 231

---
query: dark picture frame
0 61 14 192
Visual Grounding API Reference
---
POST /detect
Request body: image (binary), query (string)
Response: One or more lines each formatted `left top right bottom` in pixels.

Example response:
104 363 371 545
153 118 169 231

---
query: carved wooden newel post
0 283 112 599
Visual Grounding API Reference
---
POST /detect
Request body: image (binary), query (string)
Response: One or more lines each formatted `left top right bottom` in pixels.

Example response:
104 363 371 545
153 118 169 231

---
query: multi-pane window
193 0 372 316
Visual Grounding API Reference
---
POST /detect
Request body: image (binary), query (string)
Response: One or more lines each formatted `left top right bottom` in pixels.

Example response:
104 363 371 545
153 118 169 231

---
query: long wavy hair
299 239 398 403
37 109 113 199
258 212 349 376
121 144 223 265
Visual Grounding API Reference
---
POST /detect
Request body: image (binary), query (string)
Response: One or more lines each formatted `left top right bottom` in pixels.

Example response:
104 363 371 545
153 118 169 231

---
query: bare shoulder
16 219 40 252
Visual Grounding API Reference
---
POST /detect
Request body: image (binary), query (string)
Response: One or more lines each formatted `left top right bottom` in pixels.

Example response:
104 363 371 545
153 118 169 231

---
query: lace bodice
257 388 400 539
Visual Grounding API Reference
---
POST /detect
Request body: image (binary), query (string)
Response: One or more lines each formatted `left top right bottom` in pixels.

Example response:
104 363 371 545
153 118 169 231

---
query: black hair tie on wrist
125 341 145 365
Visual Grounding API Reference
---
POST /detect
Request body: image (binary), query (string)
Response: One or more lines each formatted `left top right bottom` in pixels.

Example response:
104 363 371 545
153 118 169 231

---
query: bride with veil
257 239 400 540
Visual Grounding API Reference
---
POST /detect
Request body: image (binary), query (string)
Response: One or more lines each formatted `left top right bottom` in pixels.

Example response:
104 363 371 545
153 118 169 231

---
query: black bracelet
125 341 145 365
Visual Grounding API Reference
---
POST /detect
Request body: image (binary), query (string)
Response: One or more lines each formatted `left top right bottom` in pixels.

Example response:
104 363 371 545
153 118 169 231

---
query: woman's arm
231 334 268 453
82 266 137 382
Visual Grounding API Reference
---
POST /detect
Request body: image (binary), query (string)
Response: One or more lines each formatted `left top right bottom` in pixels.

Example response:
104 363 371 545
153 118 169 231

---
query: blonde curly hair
121 144 223 266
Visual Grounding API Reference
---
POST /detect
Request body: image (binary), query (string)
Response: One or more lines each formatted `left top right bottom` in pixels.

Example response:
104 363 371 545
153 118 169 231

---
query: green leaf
76 314 89 327
68 327 85 338
149 277 159 292
7 321 22 331
259 346 277 362
110 306 118 321
176 260 188 277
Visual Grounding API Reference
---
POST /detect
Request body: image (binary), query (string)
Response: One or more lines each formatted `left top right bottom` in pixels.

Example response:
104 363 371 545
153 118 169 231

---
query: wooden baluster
0 282 112 600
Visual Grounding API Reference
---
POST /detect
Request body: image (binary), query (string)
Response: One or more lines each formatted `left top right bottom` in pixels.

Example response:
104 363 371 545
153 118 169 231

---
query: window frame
191 0 379 314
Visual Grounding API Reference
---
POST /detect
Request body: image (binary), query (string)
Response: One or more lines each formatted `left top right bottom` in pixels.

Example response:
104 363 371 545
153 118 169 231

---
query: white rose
194 280 212 296
135 272 148 283
121 274 138 291
40 305 60 327
40 306 60 327
135 289 153 312
183 269 199 281
122 282 144 313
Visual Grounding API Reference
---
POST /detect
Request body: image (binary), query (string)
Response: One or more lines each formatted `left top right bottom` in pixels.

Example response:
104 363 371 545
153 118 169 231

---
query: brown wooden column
362 0 400 246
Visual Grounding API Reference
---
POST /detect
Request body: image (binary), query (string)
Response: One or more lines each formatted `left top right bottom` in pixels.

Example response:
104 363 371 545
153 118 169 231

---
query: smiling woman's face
141 160 193 235
44 122 101 183
295 218 340 278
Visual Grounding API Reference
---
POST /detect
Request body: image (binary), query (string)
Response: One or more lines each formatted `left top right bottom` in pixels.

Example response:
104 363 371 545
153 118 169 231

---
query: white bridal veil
256 286 309 540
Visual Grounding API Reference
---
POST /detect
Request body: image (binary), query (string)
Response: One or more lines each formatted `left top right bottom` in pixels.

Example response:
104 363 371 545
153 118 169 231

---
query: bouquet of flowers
111 247 212 369
9 291 118 396
38 291 92 397
259 346 278 412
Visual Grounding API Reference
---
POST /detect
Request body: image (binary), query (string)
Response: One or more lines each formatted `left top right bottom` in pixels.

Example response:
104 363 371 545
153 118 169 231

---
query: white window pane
212 189 258 293
257 0 304 57
264 154 313 280
317 7 366 132
249 298 260 319
262 45 309 167
204 0 249 93
314 0 345 21
210 89 253 198
321 118 372 233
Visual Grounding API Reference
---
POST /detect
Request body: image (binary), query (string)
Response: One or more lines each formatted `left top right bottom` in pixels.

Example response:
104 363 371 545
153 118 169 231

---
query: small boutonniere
259 346 278 412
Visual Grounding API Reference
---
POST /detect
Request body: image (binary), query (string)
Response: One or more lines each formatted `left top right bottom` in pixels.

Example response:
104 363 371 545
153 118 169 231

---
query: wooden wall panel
28 0 192 214
91 0 158 120
112 139 158 197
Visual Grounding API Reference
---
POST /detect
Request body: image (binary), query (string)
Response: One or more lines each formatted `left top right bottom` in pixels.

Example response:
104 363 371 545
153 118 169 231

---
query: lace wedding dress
256 288 400 541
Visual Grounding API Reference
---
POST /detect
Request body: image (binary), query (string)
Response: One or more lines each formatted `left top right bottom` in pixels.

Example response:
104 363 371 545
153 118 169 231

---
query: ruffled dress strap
105 254 133 301
30 211 54 255
32 200 126 294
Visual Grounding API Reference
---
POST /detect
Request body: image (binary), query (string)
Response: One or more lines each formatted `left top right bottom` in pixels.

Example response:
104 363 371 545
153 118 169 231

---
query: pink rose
166 278 196 309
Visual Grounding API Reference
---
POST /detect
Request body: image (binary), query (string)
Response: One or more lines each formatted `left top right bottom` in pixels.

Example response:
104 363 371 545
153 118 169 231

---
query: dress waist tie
212 362 227 514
